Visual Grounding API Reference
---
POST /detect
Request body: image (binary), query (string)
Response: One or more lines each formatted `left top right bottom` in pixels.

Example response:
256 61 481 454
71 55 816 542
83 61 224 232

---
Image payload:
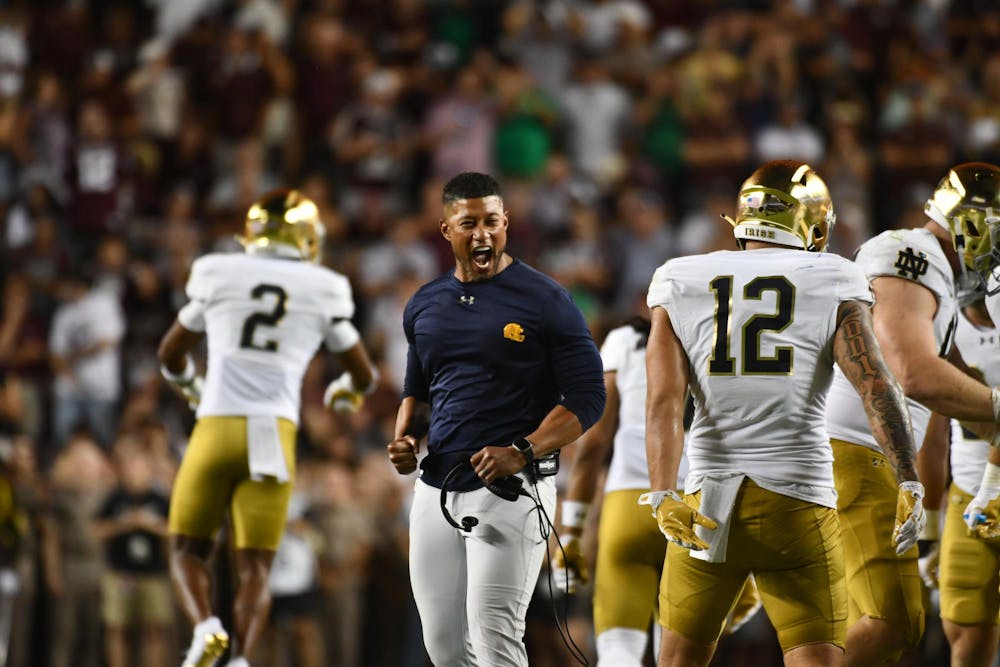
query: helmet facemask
926 163 1000 297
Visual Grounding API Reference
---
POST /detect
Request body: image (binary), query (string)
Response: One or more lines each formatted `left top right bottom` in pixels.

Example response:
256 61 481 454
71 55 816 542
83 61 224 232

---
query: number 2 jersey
647 248 871 506
825 228 957 452
177 253 359 424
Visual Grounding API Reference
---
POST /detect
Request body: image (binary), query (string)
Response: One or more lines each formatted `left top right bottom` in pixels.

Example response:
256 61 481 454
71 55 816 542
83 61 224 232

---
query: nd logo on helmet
503 323 525 342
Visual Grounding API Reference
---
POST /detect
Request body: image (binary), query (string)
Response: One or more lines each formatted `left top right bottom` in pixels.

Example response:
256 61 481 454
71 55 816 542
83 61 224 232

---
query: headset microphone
440 462 525 532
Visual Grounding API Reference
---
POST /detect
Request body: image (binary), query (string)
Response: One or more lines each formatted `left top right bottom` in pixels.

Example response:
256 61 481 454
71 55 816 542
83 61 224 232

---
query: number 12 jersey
647 248 871 502
178 253 358 424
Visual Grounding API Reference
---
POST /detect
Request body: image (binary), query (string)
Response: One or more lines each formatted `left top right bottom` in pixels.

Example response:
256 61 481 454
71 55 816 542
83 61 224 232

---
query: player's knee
850 615 912 663
947 625 998 666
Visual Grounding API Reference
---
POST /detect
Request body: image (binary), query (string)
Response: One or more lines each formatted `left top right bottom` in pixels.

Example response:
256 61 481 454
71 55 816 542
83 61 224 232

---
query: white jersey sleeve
950 309 1000 495
826 228 958 453
647 249 864 508
855 228 955 309
183 253 357 424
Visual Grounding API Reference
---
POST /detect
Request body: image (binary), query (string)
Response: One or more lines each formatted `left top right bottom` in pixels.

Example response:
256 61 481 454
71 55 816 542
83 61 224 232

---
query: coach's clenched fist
388 435 419 474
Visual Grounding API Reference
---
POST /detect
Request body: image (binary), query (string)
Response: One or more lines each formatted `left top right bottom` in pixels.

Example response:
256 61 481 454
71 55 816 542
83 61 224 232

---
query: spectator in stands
65 99 133 244
6 433 40 667
40 428 114 667
48 265 126 450
93 439 172 667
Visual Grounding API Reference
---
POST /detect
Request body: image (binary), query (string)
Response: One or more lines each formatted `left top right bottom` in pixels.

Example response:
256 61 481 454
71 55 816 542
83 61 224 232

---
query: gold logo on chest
503 323 525 342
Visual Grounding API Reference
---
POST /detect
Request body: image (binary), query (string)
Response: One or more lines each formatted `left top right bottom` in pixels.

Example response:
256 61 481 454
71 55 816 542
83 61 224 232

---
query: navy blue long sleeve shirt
402 259 606 491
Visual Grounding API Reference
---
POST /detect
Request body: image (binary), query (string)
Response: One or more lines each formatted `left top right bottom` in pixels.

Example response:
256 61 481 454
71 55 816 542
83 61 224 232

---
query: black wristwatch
512 437 535 468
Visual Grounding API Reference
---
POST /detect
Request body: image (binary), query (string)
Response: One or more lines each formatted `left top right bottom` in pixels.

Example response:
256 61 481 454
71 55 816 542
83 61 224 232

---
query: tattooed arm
833 299 919 483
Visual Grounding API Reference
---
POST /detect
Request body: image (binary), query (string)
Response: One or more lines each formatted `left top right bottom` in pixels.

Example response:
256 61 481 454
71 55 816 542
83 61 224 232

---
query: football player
158 189 377 667
932 294 1000 667
645 160 921 667
553 316 759 666
825 162 1000 666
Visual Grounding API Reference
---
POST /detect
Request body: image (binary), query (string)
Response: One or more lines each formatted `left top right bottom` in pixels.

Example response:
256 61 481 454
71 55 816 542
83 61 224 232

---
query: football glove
161 357 203 410
552 533 589 594
965 462 1000 538
638 490 717 551
917 540 940 590
323 370 376 414
892 481 926 555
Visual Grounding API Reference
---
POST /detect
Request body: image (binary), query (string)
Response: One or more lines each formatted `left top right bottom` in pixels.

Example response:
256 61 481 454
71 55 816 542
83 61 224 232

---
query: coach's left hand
471 445 527 483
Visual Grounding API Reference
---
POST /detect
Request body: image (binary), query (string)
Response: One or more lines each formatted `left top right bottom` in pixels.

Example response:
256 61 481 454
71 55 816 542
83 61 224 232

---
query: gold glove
892 481 925 556
639 490 717 551
552 533 589 594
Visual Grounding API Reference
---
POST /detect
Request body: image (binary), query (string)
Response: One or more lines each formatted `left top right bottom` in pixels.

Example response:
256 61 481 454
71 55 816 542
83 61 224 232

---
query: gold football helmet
240 189 324 263
925 162 1000 296
724 160 835 252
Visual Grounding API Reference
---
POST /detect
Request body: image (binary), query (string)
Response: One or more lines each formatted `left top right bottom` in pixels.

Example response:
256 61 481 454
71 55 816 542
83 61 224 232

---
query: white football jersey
950 308 1000 495
826 228 957 452
178 253 358 424
987 273 1000 326
647 248 871 507
599 324 689 493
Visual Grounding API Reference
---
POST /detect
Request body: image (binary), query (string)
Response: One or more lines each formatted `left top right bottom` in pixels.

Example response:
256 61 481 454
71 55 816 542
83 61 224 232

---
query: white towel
247 416 289 483
690 474 744 563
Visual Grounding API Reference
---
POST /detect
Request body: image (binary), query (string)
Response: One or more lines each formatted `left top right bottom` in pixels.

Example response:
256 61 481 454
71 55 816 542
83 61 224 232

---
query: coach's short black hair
442 172 501 204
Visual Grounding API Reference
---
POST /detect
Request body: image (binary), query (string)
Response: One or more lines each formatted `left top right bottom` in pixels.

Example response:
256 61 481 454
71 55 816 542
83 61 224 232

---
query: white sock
596 628 647 667
226 658 249 667
185 616 227 663
194 616 225 638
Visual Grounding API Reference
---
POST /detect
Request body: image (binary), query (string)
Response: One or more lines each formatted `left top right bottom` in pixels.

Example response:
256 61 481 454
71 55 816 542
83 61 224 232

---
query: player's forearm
901 358 996 422
157 320 203 373
564 420 614 506
917 412 949 512
564 375 618 504
644 306 690 491
834 300 918 482
964 420 1000 448
645 411 685 491
336 341 377 393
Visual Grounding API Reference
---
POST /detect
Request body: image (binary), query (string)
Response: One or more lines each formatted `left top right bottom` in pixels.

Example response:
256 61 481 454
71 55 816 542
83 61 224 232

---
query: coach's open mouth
471 245 493 269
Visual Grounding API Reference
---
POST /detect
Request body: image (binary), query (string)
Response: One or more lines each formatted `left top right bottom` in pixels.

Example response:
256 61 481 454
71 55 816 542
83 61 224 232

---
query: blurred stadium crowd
0 0 995 665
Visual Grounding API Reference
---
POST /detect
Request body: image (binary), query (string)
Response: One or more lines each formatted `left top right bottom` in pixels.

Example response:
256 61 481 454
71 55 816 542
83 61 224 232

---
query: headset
439 463 528 531
439 460 590 666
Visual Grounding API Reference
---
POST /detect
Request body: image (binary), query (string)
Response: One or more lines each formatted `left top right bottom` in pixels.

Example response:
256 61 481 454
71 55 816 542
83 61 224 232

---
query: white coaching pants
409 475 557 667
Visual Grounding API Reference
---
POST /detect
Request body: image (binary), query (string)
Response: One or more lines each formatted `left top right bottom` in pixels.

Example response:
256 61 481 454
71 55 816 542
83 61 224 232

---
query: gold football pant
593 489 665 635
940 482 1000 625
169 416 296 550
660 479 846 652
831 439 924 647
